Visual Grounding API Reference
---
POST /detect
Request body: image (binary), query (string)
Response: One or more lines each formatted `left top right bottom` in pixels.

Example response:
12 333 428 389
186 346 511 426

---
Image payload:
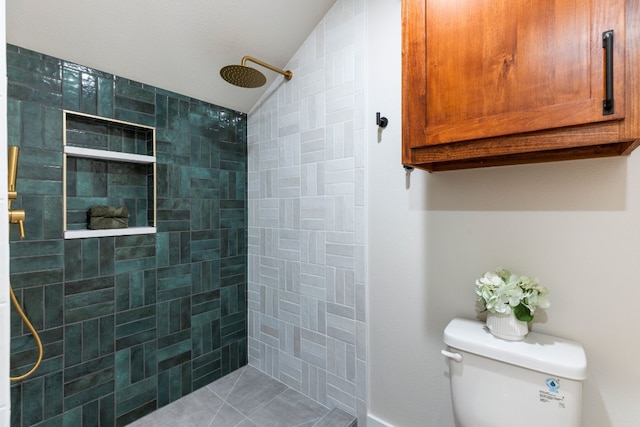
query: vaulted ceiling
6 0 337 113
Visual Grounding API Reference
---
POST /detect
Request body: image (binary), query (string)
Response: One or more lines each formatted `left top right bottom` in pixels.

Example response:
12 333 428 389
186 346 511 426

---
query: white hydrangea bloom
475 268 550 321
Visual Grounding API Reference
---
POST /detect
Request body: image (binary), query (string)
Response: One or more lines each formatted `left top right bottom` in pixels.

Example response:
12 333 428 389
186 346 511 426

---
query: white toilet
442 318 587 427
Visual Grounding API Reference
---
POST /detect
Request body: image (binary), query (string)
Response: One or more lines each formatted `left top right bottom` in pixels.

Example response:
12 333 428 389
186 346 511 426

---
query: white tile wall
1 3 10 423
247 0 366 421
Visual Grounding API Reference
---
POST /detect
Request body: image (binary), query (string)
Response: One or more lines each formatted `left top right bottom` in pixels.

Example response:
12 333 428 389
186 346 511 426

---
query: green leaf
513 303 533 322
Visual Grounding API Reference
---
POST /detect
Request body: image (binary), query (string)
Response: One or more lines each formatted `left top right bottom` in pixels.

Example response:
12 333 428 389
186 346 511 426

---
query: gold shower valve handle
9 208 25 238
17 219 25 239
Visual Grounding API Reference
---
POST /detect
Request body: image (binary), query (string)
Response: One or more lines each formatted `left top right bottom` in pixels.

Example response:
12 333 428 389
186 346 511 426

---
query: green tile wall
7 45 248 427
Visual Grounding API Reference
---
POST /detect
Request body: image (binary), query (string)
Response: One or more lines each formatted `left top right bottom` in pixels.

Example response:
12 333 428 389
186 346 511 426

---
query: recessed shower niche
63 110 156 239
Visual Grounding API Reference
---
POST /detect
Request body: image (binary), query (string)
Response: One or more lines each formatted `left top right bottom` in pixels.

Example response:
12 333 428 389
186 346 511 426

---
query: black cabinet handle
602 30 614 115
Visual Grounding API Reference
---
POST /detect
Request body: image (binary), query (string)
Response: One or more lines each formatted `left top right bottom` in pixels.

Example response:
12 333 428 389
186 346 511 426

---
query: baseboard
367 413 395 427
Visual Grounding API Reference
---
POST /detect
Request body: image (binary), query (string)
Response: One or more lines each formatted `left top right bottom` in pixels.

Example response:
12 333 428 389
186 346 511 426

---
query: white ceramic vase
486 310 529 341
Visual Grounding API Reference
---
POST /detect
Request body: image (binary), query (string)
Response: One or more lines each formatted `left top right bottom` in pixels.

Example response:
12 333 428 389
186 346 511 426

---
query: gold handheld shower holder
8 145 25 238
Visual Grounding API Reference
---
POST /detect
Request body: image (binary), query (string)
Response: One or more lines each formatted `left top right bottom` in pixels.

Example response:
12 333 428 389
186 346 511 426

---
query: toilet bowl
442 318 587 427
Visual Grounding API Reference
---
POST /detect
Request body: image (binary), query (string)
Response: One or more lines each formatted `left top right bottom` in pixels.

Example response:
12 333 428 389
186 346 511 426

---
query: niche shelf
63 110 157 239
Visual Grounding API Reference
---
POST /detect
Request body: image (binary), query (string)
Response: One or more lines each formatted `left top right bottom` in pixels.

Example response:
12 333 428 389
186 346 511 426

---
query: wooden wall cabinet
402 0 640 171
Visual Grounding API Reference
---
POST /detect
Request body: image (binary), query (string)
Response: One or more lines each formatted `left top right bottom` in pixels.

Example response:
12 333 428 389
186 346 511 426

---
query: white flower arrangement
476 268 550 322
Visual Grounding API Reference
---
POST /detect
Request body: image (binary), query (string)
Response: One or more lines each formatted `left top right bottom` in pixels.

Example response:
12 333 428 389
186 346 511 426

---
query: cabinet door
404 0 626 148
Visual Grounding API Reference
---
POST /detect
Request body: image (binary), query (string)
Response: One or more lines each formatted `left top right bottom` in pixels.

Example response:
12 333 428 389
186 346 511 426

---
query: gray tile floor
128 365 357 427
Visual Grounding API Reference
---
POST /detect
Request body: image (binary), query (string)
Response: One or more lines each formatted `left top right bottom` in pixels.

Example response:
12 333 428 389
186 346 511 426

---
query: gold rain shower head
220 56 293 88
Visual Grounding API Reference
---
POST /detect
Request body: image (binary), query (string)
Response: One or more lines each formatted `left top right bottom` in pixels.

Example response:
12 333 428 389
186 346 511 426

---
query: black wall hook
376 112 388 128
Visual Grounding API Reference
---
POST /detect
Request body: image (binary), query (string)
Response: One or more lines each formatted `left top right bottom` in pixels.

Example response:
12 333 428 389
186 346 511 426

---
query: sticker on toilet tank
539 378 566 408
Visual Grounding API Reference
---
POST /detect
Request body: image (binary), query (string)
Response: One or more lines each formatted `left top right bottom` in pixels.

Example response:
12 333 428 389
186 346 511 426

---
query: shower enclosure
5 44 248 426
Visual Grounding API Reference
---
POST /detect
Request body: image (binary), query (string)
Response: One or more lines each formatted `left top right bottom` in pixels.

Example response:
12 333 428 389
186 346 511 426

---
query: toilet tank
443 318 587 427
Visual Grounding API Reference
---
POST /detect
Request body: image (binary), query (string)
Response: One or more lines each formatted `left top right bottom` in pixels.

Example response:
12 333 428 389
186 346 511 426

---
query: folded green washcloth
88 206 130 230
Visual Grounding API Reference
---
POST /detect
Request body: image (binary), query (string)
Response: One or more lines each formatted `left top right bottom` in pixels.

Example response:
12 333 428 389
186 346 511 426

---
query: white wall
1 1 10 425
247 0 368 422
367 1 640 426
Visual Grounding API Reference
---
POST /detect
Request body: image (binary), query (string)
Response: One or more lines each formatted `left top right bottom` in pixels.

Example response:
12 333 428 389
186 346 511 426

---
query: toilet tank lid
444 318 587 380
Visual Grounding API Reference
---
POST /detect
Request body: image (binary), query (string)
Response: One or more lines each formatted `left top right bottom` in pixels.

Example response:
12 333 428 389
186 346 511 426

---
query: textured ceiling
6 0 337 113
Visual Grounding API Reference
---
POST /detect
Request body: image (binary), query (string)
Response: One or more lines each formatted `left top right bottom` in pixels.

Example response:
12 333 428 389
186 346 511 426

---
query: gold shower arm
241 56 293 80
